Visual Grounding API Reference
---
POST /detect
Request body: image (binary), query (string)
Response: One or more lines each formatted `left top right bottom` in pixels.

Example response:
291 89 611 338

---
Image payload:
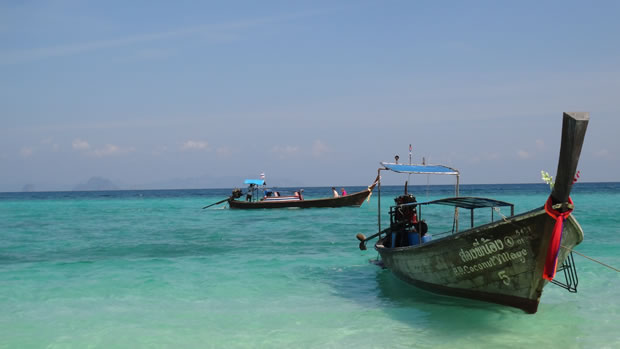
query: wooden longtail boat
225 176 379 209
356 112 589 313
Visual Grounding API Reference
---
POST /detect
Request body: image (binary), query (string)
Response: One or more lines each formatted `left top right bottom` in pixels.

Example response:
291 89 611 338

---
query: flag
260 172 265 180
573 170 580 184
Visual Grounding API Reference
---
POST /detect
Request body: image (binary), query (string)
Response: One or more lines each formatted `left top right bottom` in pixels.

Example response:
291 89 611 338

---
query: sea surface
1 183 619 348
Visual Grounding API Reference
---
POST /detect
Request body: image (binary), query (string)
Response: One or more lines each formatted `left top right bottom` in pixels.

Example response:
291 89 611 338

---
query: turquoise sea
1 183 619 348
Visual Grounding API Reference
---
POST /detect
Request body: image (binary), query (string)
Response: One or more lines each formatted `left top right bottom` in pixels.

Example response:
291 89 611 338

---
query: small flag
260 172 265 180
409 144 412 152
573 170 580 184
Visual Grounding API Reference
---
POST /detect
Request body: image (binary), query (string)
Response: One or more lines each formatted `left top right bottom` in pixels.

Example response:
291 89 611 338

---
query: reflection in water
326 260 522 335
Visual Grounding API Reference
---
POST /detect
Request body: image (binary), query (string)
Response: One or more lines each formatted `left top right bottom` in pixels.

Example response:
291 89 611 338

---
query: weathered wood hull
228 188 373 209
376 207 584 313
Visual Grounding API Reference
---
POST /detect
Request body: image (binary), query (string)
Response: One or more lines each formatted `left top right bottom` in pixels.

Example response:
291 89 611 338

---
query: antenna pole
377 168 382 234
409 144 412 164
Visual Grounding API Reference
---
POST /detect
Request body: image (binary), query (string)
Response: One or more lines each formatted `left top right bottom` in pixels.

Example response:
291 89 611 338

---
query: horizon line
1 180 618 194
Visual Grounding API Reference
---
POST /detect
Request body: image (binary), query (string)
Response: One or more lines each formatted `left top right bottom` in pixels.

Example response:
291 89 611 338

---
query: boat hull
228 188 372 209
375 207 584 313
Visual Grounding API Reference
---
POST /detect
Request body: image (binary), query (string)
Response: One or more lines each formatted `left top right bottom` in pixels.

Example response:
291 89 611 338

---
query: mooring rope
561 245 620 273
493 207 512 223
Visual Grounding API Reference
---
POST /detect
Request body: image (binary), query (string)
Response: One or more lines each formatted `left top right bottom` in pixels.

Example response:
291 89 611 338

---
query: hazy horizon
4 175 617 194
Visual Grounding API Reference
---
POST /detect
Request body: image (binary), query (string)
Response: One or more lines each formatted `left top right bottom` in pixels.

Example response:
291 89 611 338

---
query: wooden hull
376 207 584 313
228 188 373 209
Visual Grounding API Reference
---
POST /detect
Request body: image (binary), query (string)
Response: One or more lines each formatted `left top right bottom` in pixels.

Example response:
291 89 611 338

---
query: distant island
73 177 119 191
6 174 307 193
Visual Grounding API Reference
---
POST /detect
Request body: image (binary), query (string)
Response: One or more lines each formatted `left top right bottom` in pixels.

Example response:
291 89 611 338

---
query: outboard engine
231 188 243 199
387 193 421 248
393 194 417 226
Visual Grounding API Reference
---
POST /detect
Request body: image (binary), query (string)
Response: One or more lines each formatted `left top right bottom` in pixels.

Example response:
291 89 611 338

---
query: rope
493 207 510 222
542 196 574 281
561 245 620 273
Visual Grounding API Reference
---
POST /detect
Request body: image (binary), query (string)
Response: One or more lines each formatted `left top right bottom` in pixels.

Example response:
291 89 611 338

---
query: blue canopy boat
223 176 379 209
357 112 589 313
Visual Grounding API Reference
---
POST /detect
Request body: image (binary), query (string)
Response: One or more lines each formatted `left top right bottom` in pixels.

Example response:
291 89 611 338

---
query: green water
1 184 619 348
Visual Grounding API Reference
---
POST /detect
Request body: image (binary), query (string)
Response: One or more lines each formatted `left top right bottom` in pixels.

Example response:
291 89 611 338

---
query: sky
1 0 619 191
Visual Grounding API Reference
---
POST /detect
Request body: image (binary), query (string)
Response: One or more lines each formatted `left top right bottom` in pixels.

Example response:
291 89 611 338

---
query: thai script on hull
458 239 505 262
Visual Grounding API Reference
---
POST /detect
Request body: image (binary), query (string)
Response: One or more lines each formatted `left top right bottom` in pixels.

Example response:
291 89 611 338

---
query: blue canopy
244 179 265 185
381 162 459 175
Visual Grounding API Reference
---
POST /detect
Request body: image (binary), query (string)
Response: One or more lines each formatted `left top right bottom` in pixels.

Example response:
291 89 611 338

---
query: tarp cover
244 179 265 185
381 162 459 175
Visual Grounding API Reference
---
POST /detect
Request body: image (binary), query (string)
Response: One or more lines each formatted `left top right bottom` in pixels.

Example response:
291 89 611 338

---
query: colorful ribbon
543 196 574 281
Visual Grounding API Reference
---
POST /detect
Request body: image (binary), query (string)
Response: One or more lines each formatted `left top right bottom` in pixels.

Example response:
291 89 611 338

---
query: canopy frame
377 162 461 235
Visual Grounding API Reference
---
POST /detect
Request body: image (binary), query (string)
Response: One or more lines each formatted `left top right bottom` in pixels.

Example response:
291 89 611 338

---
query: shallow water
1 183 619 348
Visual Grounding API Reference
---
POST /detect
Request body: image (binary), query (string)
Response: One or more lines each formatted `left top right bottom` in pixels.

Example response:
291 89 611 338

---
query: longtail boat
356 112 589 313
204 176 379 209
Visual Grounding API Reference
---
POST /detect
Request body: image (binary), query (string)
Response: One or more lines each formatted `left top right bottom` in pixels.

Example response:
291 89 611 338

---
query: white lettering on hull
452 227 533 277
452 248 528 277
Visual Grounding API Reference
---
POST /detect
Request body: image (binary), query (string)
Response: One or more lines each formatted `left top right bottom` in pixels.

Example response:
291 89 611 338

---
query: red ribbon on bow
543 196 574 281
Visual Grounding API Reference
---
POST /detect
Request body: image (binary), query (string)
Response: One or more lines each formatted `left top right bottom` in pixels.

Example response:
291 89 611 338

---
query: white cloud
0 12 325 65
41 138 60 151
130 48 175 61
594 148 609 158
152 146 169 156
72 139 90 150
469 151 501 164
72 138 133 156
20 147 34 157
517 150 531 159
485 152 500 160
272 145 300 157
92 144 135 157
469 156 481 164
182 140 209 151
535 139 545 150
312 140 330 157
216 147 233 157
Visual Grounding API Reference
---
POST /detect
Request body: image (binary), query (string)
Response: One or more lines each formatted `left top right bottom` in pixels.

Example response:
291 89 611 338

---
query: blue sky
1 1 619 191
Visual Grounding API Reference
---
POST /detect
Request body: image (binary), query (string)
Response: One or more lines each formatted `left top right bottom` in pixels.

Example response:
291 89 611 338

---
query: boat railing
390 197 516 240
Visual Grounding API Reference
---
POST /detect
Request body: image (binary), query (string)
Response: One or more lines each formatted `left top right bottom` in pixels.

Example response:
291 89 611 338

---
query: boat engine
387 194 429 248
393 194 417 226
231 188 243 199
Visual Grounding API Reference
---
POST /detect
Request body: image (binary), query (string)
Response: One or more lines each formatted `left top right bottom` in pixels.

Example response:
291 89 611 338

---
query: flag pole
408 144 412 185
409 144 412 165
